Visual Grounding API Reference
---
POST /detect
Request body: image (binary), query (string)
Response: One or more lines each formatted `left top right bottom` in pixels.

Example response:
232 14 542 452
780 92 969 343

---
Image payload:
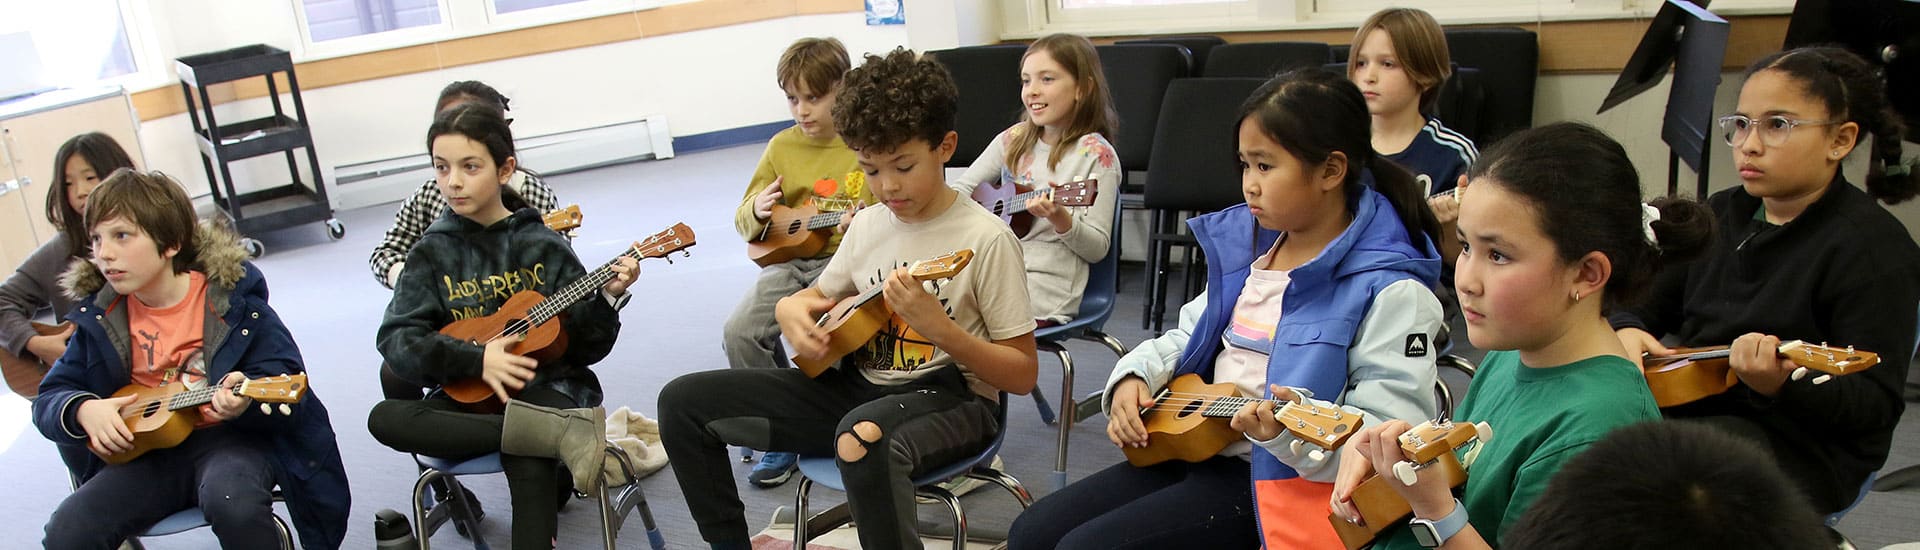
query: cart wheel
326 219 346 240
242 238 266 259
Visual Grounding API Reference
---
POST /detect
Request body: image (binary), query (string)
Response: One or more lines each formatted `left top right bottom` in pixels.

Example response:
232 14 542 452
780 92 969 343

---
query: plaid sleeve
515 170 559 214
370 180 444 289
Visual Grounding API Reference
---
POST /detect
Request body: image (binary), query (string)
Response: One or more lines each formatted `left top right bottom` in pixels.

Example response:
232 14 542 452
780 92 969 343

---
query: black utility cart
175 44 342 257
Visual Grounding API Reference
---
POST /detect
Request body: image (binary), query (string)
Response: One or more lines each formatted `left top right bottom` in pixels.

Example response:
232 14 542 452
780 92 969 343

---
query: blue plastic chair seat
418 453 505 476
795 428 1007 492
141 507 211 537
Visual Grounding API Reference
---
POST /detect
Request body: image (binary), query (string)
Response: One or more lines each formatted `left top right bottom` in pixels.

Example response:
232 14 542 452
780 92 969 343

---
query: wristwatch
1408 498 1469 548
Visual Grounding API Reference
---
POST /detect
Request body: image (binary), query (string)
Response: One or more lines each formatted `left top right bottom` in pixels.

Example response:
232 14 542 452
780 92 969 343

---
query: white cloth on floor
603 406 668 484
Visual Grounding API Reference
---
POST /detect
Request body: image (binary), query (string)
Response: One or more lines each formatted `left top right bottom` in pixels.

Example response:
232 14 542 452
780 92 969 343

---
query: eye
863 167 879 176
896 164 915 173
1487 249 1509 263
1236 160 1249 171
1765 116 1795 131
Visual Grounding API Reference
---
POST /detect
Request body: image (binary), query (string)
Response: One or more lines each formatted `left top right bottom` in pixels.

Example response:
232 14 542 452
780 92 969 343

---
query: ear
935 131 958 164
1569 250 1612 303
499 156 518 183
1319 151 1349 193
1830 121 1861 160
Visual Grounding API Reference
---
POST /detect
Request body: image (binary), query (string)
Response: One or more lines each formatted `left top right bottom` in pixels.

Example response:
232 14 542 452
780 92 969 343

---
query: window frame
1000 0 1797 40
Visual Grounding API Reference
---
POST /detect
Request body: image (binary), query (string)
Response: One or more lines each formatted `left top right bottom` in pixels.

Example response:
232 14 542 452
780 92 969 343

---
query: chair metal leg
412 469 487 550
1051 346 1075 491
974 470 1036 508
273 514 294 550
1092 331 1127 358
792 476 813 550
916 486 968 550
1144 209 1166 330
1029 375 1057 426
599 446 666 549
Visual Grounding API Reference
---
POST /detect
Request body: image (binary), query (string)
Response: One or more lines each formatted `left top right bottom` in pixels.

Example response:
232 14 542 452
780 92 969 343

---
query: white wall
131 5 915 199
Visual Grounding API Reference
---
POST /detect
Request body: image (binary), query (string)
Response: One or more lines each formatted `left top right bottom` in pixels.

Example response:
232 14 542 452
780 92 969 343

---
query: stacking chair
1442 28 1537 145
1116 36 1224 76
1140 77 1268 332
791 393 1034 550
1094 43 1190 202
926 44 1028 169
1030 199 1128 490
410 445 666 550
1326 61 1488 149
1202 42 1334 78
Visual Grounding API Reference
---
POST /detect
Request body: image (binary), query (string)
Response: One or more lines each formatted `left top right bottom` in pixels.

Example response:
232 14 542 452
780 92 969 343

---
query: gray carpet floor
1 143 1917 548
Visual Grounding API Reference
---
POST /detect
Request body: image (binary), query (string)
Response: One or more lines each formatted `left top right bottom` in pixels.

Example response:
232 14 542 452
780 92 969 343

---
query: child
33 170 350 549
1611 46 1920 516
1009 68 1444 550
369 80 560 290
1502 421 1831 550
723 37 869 488
2 133 135 393
366 103 636 550
1331 122 1714 549
1349 7 1477 262
951 32 1121 325
659 47 1038 550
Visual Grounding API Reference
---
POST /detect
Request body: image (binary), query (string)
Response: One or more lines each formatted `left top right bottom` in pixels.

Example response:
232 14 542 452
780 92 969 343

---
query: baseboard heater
331 115 674 211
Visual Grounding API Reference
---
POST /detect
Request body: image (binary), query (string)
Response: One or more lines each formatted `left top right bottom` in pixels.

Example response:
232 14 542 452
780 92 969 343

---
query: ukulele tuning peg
1812 374 1832 385
1790 367 1809 381
1309 448 1327 461
278 404 292 415
259 403 272 415
1289 440 1305 455
1393 461 1421 486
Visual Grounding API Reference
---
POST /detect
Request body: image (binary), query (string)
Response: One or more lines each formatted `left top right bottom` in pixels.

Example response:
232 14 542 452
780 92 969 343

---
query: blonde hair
1006 33 1118 172
1348 7 1452 113
777 37 851 95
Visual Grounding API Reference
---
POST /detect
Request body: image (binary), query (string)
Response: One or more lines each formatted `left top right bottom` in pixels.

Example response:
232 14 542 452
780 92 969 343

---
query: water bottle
374 508 417 549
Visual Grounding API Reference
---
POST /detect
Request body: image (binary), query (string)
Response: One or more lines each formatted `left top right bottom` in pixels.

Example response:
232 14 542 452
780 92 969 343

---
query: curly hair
832 47 958 153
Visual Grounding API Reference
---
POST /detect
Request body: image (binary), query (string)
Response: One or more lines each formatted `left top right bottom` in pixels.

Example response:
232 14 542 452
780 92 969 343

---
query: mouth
1738 164 1765 180
1362 91 1380 100
1461 305 1484 323
884 199 910 209
1028 102 1048 115
103 268 127 282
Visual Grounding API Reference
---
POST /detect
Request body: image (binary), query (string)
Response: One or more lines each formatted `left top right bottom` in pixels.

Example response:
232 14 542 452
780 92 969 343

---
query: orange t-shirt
128 271 210 390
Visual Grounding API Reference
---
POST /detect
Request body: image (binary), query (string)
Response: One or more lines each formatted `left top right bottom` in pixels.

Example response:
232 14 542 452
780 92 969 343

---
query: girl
369 80 561 290
951 32 1122 325
366 103 636 550
0 132 134 473
1331 122 1715 549
1009 68 1444 550
1349 7 1477 259
375 80 563 401
1612 46 1920 516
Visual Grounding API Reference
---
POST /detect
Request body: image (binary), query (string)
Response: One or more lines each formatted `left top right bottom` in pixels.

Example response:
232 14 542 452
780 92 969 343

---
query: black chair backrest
1444 28 1537 145
1326 62 1488 146
1330 43 1351 64
1143 78 1268 213
927 44 1028 168
1116 36 1225 76
1095 43 1190 173
1202 42 1333 78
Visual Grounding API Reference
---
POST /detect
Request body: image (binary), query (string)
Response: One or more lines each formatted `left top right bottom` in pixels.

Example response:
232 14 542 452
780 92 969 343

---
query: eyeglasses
1717 115 1839 147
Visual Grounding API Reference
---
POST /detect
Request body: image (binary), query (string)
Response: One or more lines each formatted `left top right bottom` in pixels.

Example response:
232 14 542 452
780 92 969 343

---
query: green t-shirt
1376 350 1660 549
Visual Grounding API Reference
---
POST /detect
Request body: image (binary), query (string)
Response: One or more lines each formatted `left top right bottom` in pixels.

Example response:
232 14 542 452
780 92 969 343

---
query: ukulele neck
520 247 643 329
805 210 849 232
162 384 237 412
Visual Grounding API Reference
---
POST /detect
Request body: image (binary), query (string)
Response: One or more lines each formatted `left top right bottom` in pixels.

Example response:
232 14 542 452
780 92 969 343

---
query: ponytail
1368 155 1443 253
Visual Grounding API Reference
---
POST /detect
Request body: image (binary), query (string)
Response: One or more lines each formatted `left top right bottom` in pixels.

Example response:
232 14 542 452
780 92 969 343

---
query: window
493 0 591 14
299 0 445 43
1002 0 1794 39
0 0 137 97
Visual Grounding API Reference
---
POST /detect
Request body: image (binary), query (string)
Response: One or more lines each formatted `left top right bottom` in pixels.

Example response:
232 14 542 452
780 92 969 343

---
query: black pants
44 426 280 549
1008 456 1259 550
659 366 997 549
367 386 574 550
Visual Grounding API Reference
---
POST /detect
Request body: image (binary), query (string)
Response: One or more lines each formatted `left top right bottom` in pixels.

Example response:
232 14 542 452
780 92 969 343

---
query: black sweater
377 207 620 407
1612 176 1920 513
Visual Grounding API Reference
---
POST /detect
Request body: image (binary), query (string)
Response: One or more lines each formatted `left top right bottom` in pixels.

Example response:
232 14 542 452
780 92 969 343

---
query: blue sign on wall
866 0 904 25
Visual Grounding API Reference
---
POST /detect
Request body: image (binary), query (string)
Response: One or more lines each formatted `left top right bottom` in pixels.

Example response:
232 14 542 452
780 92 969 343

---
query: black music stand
1597 0 1729 198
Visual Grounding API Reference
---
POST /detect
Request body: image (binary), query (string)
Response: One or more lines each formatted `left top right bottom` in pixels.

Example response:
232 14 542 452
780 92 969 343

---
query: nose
1453 253 1480 297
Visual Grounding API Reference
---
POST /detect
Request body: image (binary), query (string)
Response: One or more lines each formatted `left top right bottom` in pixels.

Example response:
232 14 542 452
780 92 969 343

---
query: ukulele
969 177 1100 237
440 223 696 412
1122 373 1363 467
792 250 974 378
1643 340 1878 408
543 204 583 235
748 200 853 268
96 373 308 465
1 321 69 398
1330 419 1492 550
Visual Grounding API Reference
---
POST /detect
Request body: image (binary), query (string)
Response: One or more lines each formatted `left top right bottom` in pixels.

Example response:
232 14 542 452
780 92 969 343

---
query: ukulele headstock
1276 401 1363 449
1397 419 1489 463
543 204 584 233
1052 179 1099 207
636 223 697 260
909 249 974 281
237 374 307 404
1779 340 1879 376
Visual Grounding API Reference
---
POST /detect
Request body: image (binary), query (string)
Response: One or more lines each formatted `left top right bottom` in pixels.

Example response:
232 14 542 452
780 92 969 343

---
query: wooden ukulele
1 321 69 398
1330 419 1492 550
97 373 308 465
1643 340 1878 408
1122 373 1363 467
969 177 1099 237
748 200 853 268
440 223 696 412
543 204 583 235
792 250 974 378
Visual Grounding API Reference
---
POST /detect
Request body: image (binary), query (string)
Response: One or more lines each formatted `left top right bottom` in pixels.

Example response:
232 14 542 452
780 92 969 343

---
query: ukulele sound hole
1177 399 1203 418
141 401 162 418
786 220 803 235
505 318 531 336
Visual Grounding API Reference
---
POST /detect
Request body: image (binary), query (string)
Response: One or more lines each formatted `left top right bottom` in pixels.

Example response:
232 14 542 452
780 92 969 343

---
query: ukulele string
474 243 648 345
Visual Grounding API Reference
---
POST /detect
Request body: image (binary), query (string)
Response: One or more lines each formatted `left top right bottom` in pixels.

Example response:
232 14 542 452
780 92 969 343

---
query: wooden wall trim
130 0 864 122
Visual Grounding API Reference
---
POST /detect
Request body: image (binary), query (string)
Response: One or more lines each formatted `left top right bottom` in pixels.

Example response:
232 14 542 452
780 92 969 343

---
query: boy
660 47 1038 550
724 36 872 488
34 170 350 549
1502 421 1831 549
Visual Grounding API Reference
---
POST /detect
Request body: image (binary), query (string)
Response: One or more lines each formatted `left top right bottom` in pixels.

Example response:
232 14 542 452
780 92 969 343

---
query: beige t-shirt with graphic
817 192 1036 399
